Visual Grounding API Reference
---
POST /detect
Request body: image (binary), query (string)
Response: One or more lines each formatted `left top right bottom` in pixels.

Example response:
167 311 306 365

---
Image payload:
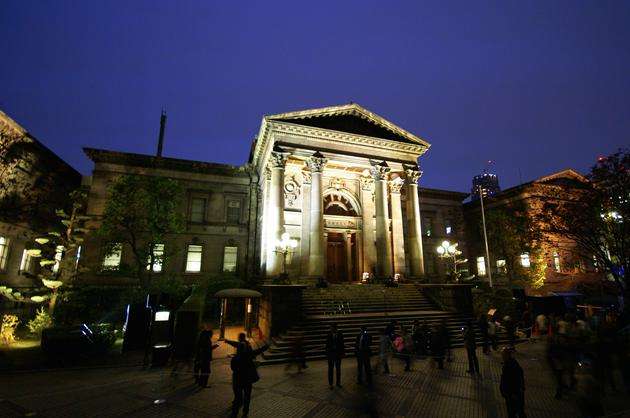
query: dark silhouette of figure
194 327 219 387
325 323 345 388
463 321 480 374
546 333 565 399
478 314 490 354
420 320 431 355
384 320 398 341
430 323 445 369
500 347 526 418
286 334 307 373
377 327 392 374
226 333 269 418
439 319 453 362
355 326 373 386
504 316 517 348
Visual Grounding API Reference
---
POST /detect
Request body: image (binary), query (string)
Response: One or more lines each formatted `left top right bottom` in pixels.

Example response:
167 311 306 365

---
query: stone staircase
261 284 507 365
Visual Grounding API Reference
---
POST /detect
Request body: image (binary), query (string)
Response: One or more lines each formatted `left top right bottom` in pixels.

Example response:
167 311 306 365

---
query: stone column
265 148 289 277
343 231 353 281
370 161 393 278
389 175 406 276
405 166 425 277
260 168 271 272
307 151 327 277
360 175 376 276
299 170 312 276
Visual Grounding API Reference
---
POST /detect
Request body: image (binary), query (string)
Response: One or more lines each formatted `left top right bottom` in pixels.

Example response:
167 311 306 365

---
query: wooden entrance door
326 233 347 282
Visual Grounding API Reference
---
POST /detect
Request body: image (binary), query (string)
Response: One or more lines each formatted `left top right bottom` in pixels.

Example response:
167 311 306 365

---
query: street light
275 232 298 277
436 241 467 280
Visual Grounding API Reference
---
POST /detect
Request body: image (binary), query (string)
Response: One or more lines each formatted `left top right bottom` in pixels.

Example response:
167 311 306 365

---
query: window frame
0 236 10 271
225 198 242 225
222 245 238 273
102 243 123 271
185 244 203 273
476 256 487 277
189 197 207 224
520 252 531 268
147 243 165 273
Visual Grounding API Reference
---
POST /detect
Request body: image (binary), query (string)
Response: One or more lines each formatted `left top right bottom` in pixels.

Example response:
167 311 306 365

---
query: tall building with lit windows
470 171 500 200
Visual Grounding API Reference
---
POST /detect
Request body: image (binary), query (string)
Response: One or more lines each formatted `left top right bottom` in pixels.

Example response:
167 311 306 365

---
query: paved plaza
1 341 628 418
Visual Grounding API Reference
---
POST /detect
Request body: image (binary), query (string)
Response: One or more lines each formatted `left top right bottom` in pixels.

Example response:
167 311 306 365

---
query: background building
470 171 500 200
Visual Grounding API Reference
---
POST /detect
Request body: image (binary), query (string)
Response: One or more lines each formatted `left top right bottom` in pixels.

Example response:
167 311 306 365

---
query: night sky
2 1 629 192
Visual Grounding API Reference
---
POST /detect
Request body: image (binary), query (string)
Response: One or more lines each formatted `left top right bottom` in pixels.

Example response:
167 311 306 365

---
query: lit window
496 259 506 274
553 252 561 272
226 200 241 224
477 256 486 277
190 198 206 223
592 255 599 272
520 253 531 268
185 244 202 272
0 236 9 270
445 220 452 235
222 246 238 273
19 249 33 274
102 244 122 270
52 245 64 273
147 244 164 272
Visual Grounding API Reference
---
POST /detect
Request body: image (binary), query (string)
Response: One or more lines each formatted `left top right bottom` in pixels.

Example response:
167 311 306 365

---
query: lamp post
275 232 298 278
436 240 467 281
478 185 493 288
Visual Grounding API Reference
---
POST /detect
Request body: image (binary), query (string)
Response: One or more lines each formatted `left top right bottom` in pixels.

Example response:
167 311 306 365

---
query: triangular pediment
266 103 429 146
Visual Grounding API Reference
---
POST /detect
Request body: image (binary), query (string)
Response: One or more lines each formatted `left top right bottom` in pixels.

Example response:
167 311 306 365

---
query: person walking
377 328 393 375
397 327 414 372
500 347 526 418
194 326 219 387
325 323 345 388
225 333 269 418
355 326 373 387
478 314 490 354
488 317 498 351
463 321 480 375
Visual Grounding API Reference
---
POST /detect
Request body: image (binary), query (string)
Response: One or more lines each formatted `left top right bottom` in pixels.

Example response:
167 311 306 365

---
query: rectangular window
424 218 433 237
52 245 64 274
147 244 164 272
102 244 122 270
0 236 10 270
553 252 561 272
222 246 238 273
496 259 507 274
19 249 33 274
477 256 486 277
185 244 203 273
226 200 241 224
445 219 452 235
520 253 531 268
190 198 206 223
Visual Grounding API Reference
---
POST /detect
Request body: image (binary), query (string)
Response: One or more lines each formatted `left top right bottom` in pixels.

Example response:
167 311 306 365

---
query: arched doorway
323 189 361 283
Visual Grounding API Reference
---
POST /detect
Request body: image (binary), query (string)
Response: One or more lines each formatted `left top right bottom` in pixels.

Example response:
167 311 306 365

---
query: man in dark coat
463 321 480 374
226 333 269 418
325 323 345 388
355 325 373 386
500 347 526 418
194 327 219 387
431 324 446 369
478 314 490 354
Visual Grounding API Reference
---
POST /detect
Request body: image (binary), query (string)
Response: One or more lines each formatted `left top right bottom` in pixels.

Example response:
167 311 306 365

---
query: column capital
270 147 290 168
306 151 327 173
389 176 405 194
404 165 423 185
370 161 391 181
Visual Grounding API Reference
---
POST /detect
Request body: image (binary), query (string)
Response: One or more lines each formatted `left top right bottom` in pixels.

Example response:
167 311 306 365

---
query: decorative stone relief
370 161 391 181
284 175 301 207
301 170 312 184
270 149 289 168
404 164 423 184
359 175 374 191
330 177 346 190
389 176 405 194
306 151 327 173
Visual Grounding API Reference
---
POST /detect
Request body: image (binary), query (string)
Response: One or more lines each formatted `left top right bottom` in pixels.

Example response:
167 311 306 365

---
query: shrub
28 308 53 336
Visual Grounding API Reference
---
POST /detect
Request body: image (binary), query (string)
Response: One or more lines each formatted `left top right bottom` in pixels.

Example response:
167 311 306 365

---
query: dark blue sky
2 1 629 191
